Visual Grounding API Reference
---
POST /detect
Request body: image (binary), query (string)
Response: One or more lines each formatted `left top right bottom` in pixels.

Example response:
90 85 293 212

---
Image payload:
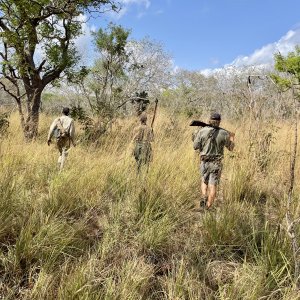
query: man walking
47 107 76 170
132 113 154 173
193 113 235 209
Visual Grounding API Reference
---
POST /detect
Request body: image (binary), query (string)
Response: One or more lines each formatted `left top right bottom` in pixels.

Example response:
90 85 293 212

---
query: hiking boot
200 196 208 208
193 207 203 213
205 205 216 212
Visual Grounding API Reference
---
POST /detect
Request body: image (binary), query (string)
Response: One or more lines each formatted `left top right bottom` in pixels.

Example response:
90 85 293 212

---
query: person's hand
130 143 135 155
47 139 51 146
229 132 235 142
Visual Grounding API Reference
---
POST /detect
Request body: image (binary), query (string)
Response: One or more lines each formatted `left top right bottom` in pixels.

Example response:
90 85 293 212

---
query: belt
200 155 222 162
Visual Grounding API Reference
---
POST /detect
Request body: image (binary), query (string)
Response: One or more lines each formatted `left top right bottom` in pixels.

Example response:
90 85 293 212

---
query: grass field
0 112 299 299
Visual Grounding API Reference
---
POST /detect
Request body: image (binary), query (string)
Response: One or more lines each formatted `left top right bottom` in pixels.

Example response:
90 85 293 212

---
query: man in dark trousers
193 113 235 209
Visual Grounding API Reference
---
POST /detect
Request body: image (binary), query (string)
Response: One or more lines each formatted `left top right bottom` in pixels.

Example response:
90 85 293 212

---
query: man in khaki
132 113 154 173
47 107 76 170
193 113 235 209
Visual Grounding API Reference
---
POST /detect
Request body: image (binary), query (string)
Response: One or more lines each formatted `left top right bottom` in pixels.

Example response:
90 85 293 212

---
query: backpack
53 118 70 140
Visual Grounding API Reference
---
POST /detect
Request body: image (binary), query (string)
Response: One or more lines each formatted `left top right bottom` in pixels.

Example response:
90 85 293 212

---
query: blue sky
81 0 300 71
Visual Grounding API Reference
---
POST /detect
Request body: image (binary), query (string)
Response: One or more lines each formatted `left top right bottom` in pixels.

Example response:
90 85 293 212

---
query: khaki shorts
56 136 71 155
133 142 152 164
200 160 222 185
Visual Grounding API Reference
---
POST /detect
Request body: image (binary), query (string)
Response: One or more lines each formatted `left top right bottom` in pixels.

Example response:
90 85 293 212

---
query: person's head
140 112 147 125
209 112 221 127
62 107 70 116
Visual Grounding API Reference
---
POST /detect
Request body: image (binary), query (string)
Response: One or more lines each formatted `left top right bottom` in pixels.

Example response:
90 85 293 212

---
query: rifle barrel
189 120 230 133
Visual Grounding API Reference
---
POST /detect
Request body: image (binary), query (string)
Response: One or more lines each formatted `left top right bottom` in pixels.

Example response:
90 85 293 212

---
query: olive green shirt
193 127 233 157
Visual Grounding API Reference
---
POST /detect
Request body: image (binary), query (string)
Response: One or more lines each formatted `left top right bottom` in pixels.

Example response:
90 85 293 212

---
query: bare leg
60 148 66 171
197 181 208 208
57 141 63 170
57 151 62 170
201 181 208 198
136 159 141 174
206 184 217 208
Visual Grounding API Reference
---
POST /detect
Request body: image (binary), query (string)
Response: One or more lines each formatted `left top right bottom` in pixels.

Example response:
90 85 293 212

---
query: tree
79 34 173 116
271 46 300 289
89 23 130 112
124 37 173 98
0 0 118 139
161 69 219 117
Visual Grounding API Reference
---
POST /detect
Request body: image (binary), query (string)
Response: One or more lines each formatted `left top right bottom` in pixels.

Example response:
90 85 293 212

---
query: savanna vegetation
0 1 300 299
0 111 299 299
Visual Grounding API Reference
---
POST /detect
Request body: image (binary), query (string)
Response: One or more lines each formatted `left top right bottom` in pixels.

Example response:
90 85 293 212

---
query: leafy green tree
68 24 130 142
271 46 300 92
90 23 130 111
0 0 118 139
271 46 300 289
79 30 173 118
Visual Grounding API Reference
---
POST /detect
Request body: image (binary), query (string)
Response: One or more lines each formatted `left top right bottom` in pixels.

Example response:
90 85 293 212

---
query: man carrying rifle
132 113 154 173
193 113 235 210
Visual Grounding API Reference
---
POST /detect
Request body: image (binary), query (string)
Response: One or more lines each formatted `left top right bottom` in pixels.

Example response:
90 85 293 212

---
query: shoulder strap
202 128 218 150
56 118 63 129
59 118 71 134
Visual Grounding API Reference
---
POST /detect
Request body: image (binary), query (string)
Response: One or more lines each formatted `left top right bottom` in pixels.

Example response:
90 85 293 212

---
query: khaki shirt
132 124 154 143
193 127 233 157
48 115 75 141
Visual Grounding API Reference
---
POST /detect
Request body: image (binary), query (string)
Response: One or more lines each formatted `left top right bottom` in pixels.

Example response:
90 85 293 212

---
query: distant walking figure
132 113 154 173
193 113 235 209
47 107 76 170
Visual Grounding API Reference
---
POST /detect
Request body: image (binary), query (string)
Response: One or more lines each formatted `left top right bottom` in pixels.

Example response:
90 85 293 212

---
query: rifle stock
189 120 232 134
189 120 209 127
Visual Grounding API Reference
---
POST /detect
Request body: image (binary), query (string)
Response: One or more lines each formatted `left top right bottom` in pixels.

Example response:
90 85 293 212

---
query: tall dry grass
0 112 299 299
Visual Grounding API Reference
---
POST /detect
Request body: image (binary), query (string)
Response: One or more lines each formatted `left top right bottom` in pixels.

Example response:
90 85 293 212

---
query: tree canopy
271 46 300 91
0 0 118 139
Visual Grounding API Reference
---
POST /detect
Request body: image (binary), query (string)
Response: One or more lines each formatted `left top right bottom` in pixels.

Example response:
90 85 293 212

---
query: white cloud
155 9 164 15
210 57 219 66
137 12 146 19
109 0 150 19
232 28 300 67
120 0 151 9
200 28 300 76
74 15 94 65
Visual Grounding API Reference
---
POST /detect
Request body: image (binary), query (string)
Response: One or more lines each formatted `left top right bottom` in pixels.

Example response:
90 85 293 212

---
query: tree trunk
16 100 26 131
23 89 42 140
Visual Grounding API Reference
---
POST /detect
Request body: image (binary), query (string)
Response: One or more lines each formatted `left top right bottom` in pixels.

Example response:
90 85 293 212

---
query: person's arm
47 118 58 145
225 132 235 151
192 128 200 142
129 127 139 154
132 127 139 142
69 120 76 146
193 130 203 151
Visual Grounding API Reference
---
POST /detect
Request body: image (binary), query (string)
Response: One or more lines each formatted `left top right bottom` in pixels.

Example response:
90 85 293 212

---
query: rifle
150 98 158 128
189 120 234 136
